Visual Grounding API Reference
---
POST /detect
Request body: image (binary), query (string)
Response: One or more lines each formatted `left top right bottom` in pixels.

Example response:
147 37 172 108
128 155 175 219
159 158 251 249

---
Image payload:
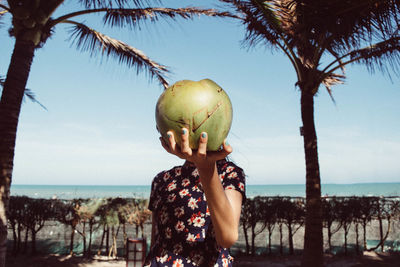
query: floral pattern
144 160 246 267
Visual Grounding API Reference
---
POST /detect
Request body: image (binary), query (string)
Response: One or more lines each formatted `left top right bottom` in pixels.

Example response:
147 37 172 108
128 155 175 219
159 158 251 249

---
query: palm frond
23 88 48 110
219 0 285 49
321 72 345 104
66 21 169 88
295 0 400 52
349 36 400 76
103 7 237 29
78 0 160 9
0 3 9 12
1 76 47 110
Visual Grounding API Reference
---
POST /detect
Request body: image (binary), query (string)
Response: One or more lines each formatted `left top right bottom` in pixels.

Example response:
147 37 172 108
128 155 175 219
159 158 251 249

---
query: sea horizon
10 182 400 200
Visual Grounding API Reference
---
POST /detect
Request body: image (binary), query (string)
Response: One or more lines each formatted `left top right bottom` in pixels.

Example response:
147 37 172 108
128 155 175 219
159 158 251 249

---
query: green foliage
241 196 399 256
6 195 400 256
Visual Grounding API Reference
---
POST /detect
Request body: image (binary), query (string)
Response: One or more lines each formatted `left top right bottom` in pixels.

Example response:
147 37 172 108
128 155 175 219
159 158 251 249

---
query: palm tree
220 0 400 266
0 1 232 265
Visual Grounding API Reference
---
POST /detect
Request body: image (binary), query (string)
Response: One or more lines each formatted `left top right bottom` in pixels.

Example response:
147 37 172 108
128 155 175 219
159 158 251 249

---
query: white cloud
13 123 182 185
12 124 400 185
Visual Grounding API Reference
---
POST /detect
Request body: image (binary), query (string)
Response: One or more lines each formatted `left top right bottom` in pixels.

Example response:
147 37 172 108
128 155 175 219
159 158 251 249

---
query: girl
144 128 245 267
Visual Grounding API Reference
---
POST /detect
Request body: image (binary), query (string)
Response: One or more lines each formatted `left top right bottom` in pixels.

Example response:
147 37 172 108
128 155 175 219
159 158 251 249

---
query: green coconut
156 79 233 151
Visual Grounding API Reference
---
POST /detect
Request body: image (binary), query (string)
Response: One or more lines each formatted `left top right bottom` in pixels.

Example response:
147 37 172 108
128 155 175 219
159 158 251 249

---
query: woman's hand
160 128 232 175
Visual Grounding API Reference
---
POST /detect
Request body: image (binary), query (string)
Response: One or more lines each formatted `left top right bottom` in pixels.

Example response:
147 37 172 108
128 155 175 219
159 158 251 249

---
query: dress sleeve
219 162 246 201
148 172 163 212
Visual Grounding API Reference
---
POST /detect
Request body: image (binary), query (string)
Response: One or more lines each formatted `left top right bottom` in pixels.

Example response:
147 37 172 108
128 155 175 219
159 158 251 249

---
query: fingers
222 139 233 154
208 139 232 161
160 131 176 154
197 132 208 158
160 129 232 164
167 131 176 152
181 128 192 156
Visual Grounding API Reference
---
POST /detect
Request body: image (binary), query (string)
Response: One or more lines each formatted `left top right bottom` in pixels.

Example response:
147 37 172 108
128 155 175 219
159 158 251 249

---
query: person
144 128 246 267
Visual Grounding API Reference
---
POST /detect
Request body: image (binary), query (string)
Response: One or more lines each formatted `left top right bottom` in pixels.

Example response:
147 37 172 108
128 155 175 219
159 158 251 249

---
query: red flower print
192 253 204 265
192 185 201 193
172 259 184 267
163 172 171 181
239 182 245 191
173 243 183 254
167 193 176 203
175 221 185 232
165 227 172 239
179 188 190 198
168 181 177 191
193 216 205 227
182 178 190 187
174 207 184 218
226 166 235 173
175 167 182 176
227 172 237 179
225 185 235 190
192 169 199 177
188 197 198 210
160 210 169 224
157 254 169 263
148 161 245 267
188 212 205 227
186 233 196 242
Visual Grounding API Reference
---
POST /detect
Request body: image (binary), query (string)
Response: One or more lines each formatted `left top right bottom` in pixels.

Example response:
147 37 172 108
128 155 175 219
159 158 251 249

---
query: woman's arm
199 164 243 248
160 128 243 248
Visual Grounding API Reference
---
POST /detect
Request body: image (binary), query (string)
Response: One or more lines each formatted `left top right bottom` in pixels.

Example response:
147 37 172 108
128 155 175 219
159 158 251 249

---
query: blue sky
1 0 399 185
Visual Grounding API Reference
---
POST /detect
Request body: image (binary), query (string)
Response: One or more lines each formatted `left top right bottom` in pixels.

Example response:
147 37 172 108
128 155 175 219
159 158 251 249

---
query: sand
6 251 400 267
6 218 400 266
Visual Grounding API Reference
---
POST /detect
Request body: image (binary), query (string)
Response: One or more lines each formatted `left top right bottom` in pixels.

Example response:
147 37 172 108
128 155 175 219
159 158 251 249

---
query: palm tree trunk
363 222 367 250
327 224 332 253
268 229 272 254
97 224 106 256
123 223 127 251
344 224 349 255
279 223 283 255
106 226 110 256
70 226 75 255
355 223 360 254
0 38 35 267
11 223 17 255
300 91 324 267
88 221 93 258
23 228 28 253
288 223 294 255
17 223 22 253
31 229 36 255
242 222 249 255
378 214 384 252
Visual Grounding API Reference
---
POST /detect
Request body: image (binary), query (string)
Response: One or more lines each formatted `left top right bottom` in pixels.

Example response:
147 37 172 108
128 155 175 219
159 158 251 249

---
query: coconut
156 79 233 151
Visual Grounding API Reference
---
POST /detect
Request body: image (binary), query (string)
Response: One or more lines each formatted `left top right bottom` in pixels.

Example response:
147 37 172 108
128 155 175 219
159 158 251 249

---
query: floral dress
144 160 246 267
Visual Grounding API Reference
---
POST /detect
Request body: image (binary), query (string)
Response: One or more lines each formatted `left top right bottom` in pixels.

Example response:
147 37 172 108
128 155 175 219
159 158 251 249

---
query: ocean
10 183 400 200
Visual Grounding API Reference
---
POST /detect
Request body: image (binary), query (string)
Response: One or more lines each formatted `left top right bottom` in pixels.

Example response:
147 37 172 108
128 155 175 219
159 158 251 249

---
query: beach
6 250 400 266
6 184 400 266
6 216 400 266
